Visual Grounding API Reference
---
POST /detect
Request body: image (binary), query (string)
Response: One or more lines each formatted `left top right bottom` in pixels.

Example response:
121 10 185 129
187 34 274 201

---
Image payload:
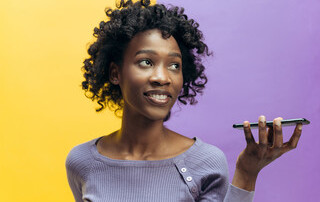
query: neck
114 107 169 158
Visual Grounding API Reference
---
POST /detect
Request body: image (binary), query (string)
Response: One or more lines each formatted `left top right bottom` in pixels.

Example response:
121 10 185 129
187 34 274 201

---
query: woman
66 1 303 201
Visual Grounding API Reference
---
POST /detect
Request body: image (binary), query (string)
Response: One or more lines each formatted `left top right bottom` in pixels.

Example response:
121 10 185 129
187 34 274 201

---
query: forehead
124 29 181 56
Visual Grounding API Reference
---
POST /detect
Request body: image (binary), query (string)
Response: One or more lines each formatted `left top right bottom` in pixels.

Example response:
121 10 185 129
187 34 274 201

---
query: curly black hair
82 0 211 121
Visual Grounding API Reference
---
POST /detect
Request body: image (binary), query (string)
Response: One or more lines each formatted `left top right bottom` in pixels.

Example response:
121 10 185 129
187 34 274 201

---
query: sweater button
186 176 192 182
181 167 187 173
191 187 197 193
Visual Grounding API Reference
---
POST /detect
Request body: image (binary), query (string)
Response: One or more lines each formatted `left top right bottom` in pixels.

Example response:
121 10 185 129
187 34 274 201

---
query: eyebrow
135 50 182 59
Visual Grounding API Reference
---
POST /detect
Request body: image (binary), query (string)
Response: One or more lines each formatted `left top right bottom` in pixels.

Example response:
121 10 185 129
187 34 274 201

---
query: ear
109 62 120 85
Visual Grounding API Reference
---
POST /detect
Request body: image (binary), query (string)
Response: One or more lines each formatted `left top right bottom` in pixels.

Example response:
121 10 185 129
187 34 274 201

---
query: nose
149 65 171 86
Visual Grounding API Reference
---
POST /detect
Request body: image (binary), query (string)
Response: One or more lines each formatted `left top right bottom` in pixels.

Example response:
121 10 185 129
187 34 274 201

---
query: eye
139 59 152 67
168 63 180 70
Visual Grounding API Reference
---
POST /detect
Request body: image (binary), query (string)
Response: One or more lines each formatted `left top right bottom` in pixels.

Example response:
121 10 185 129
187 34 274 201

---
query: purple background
159 0 320 201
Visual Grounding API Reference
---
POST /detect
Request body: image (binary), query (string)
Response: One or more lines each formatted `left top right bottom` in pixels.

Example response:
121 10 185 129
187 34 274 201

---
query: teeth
149 94 168 100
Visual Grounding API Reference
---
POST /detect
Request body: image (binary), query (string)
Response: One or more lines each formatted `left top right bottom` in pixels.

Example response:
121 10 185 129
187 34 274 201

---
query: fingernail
275 119 281 126
298 124 302 130
259 116 266 126
244 121 249 127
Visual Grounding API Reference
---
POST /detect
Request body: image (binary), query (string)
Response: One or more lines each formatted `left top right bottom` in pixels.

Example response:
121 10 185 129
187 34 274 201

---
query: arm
232 116 303 191
65 146 89 202
223 184 254 202
194 145 254 202
66 162 83 202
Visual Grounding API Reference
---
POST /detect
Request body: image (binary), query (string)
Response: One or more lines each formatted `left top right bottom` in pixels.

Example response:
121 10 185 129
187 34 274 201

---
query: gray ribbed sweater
66 137 254 202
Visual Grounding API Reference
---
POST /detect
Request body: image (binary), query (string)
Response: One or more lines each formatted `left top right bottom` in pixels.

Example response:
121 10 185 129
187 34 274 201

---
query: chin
143 109 170 122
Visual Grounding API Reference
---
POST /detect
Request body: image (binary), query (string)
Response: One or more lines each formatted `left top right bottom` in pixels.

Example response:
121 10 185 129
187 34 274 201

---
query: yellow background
0 0 156 201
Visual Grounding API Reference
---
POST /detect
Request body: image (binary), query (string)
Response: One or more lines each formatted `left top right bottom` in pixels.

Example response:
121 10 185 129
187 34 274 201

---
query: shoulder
181 138 230 199
65 138 98 179
183 138 229 176
187 138 228 168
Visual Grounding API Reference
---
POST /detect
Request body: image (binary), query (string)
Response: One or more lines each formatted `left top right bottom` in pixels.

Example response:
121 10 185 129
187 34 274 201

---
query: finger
290 123 303 147
243 121 256 145
267 126 274 146
273 117 283 148
282 123 303 153
258 115 268 145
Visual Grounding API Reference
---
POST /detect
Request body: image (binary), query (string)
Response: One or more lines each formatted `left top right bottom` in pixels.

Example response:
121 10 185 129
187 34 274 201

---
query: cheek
127 75 147 91
171 74 184 100
120 70 147 96
177 74 184 91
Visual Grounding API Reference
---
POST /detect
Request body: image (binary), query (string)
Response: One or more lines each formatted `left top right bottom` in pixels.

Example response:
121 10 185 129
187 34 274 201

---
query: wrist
232 168 258 191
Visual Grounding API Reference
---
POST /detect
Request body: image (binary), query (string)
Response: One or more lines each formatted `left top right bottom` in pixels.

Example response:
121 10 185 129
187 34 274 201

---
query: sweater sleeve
187 141 254 202
66 159 83 202
65 141 94 202
223 184 255 202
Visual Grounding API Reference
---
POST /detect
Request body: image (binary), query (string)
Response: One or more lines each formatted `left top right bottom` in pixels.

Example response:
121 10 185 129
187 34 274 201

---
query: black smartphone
233 118 310 129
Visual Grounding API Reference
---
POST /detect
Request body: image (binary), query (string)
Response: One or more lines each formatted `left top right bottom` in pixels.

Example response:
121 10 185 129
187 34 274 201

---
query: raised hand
231 116 303 191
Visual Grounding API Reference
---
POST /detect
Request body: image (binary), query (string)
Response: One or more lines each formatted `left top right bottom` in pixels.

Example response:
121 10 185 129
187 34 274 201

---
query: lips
143 90 172 106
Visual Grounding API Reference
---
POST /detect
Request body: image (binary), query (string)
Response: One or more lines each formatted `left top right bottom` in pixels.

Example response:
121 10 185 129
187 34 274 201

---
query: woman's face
115 29 183 121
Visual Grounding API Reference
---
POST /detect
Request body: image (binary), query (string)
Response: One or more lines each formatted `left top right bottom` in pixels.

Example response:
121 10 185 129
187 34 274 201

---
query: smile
143 91 172 106
149 94 169 100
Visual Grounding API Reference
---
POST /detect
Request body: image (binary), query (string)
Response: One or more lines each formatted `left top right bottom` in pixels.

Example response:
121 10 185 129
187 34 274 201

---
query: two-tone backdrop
1 0 319 201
